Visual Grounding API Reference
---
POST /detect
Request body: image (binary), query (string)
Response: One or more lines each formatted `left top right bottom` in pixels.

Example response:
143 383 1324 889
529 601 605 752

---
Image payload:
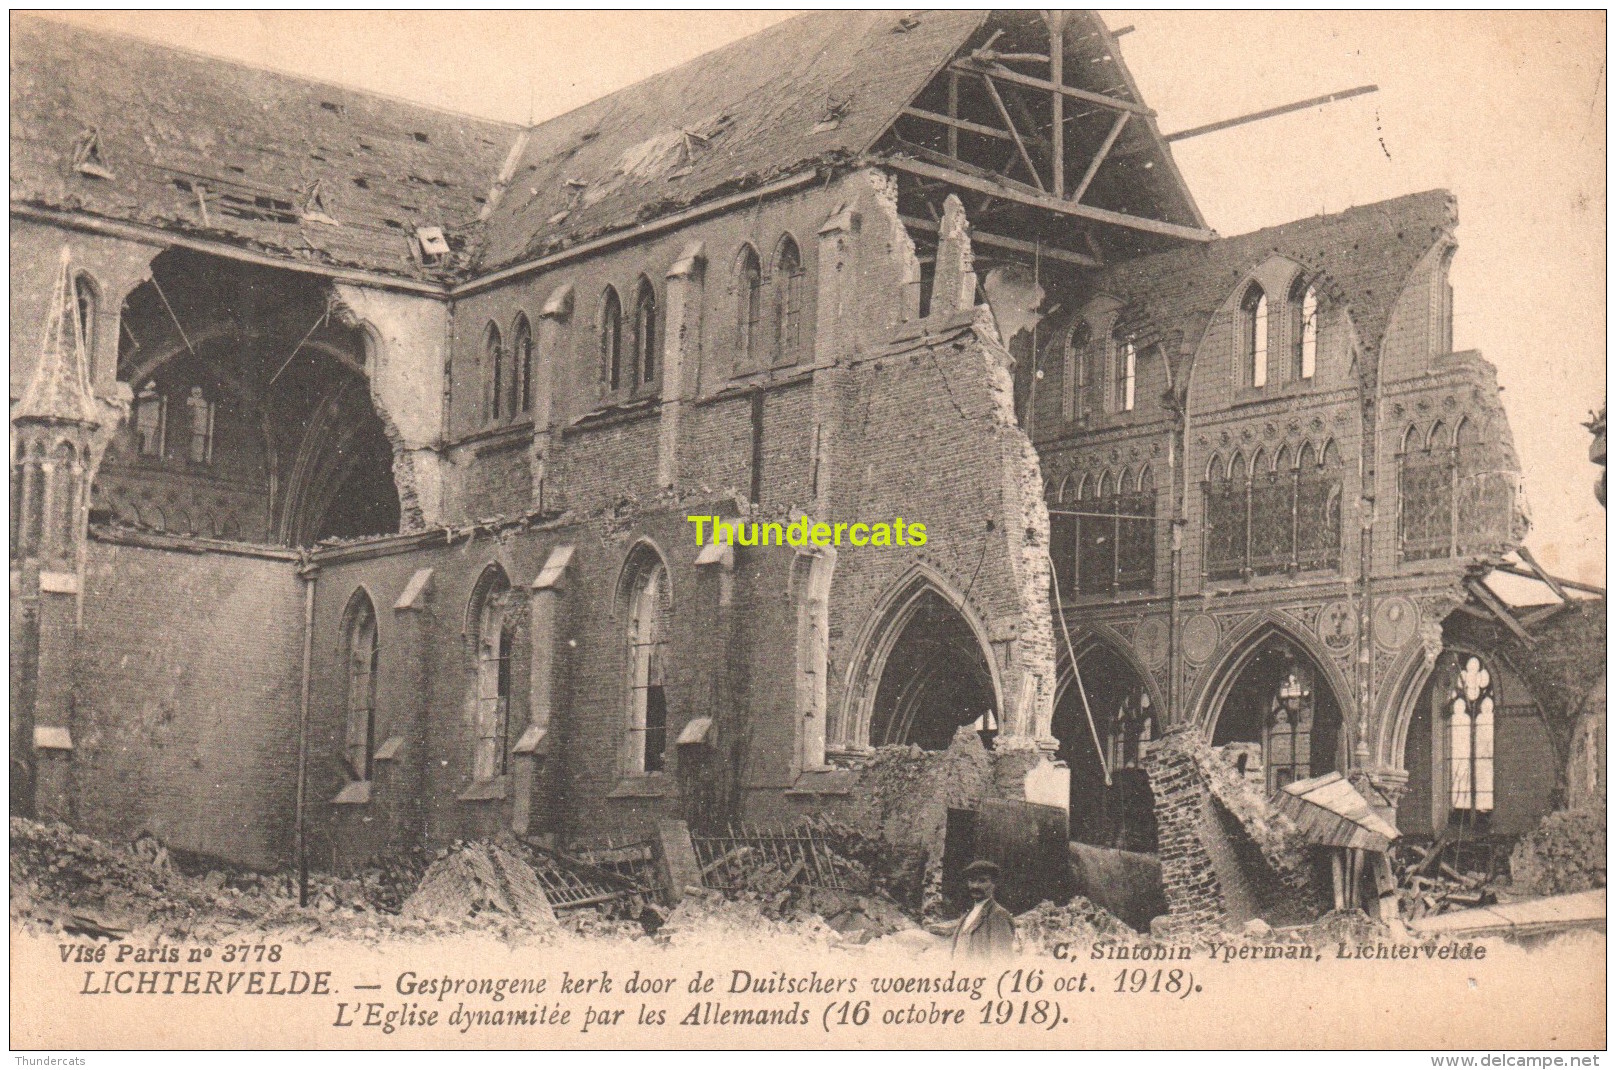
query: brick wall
73 538 304 869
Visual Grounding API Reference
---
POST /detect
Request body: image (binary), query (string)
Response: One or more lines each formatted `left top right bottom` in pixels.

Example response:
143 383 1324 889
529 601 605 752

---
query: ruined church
11 13 1591 910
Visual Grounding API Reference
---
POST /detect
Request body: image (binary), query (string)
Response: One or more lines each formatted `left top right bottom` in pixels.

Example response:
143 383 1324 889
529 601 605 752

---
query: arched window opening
472 569 516 782
625 554 671 774
1205 452 1250 580
1242 284 1268 388
1051 467 1154 597
1399 416 1506 562
512 314 533 416
772 236 804 365
484 322 504 423
633 279 657 386
600 287 623 392
185 385 215 464
735 246 762 372
1399 649 1554 841
1063 318 1091 423
1446 655 1495 823
1112 335 1136 413
73 273 98 381
135 382 165 457
1290 279 1318 381
1209 441 1340 579
344 594 378 782
1433 247 1456 357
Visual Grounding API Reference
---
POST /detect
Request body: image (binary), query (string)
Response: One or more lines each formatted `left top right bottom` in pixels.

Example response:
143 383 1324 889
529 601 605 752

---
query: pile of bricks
1141 741 1225 937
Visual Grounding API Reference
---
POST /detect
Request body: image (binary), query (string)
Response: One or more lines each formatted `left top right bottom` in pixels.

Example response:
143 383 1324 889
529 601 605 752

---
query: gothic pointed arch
835 564 1004 753
1191 612 1354 794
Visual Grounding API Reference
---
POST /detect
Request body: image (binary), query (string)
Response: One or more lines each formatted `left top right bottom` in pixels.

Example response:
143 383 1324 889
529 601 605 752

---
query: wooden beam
1070 111 1129 204
1163 84 1379 142
901 107 1012 142
1492 562 1605 596
1465 577 1536 645
899 215 1101 268
883 155 1217 243
1515 546 1572 603
1047 10 1067 199
947 71 960 158
949 60 1152 117
977 72 1046 193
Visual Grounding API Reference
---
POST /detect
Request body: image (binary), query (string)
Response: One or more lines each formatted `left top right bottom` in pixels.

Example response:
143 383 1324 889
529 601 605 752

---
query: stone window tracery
471 570 516 782
1050 467 1155 596
1447 655 1495 816
1399 418 1509 561
1241 283 1268 388
1205 441 1340 579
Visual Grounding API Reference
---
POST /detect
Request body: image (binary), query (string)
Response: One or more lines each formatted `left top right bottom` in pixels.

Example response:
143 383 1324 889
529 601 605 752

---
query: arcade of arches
91 250 401 546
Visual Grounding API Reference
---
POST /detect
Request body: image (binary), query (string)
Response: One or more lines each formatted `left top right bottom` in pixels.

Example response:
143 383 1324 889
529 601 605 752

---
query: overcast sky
41 10 1608 585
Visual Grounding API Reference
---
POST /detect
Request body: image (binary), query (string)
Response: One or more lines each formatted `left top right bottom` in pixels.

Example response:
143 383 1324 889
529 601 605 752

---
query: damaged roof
475 9 991 270
1098 189 1457 364
14 11 1202 286
11 14 519 281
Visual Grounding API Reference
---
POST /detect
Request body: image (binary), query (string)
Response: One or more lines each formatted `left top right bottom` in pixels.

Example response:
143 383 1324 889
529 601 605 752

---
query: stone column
658 243 705 490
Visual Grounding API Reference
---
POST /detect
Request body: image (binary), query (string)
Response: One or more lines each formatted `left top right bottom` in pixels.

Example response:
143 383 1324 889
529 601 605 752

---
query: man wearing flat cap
951 859 1016 958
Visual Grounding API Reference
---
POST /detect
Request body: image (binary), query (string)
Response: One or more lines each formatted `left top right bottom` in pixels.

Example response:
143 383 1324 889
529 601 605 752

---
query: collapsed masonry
1143 727 1325 937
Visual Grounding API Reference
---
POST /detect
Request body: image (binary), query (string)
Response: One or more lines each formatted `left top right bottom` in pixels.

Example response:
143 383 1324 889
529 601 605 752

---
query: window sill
457 776 508 802
566 395 660 434
331 781 372 805
608 774 668 799
785 768 854 796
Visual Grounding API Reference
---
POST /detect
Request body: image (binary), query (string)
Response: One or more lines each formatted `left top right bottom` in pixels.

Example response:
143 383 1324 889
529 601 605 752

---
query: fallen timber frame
884 155 1215 243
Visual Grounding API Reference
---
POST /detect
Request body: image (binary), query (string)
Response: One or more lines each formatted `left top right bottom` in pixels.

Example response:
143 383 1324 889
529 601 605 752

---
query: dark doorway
1052 640 1158 852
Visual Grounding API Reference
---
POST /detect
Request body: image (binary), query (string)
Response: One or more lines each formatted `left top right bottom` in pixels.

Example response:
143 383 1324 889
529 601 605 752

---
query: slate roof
11 14 520 282
1098 189 1458 362
473 10 990 270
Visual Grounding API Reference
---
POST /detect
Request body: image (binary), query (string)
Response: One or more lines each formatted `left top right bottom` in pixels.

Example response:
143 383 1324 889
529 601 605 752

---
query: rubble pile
841 727 993 914
1509 809 1607 897
1015 896 1138 954
11 817 221 935
402 842 557 927
655 888 841 950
